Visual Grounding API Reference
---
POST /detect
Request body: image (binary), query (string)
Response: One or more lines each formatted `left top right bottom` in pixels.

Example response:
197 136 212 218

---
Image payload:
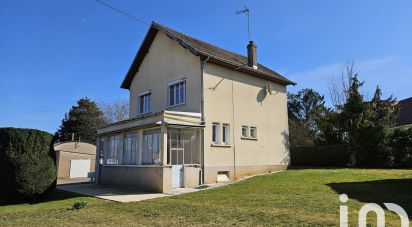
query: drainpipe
200 56 209 185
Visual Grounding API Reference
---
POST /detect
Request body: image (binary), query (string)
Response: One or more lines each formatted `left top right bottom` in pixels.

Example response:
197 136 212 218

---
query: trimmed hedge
291 145 350 167
0 128 56 203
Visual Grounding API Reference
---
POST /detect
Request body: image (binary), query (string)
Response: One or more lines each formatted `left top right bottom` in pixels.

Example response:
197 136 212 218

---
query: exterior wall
183 165 201 188
54 142 96 179
100 165 172 193
128 32 201 118
203 63 290 183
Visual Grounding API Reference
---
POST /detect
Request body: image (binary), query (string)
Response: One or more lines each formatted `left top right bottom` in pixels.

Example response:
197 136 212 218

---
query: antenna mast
236 6 251 41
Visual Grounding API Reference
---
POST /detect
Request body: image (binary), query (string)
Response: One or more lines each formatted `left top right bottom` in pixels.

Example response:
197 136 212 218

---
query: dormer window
138 91 151 114
168 79 186 107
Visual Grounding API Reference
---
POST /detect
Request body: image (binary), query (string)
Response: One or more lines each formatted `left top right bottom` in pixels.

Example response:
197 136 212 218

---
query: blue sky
1 0 411 133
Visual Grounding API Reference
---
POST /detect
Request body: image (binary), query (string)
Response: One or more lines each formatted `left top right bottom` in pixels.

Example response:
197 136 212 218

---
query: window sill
166 102 186 109
241 137 258 141
211 143 232 147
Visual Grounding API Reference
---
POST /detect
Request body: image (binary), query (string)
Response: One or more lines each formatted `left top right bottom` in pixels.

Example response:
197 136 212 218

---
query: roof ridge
153 22 251 62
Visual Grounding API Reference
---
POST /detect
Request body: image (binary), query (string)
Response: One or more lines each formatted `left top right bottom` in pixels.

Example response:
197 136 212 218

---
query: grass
1 169 412 226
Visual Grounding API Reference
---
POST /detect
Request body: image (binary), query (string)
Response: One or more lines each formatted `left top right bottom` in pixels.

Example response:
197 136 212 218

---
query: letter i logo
340 194 348 227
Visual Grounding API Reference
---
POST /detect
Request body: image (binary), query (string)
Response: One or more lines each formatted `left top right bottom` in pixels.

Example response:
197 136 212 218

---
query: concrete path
57 170 285 203
58 184 170 202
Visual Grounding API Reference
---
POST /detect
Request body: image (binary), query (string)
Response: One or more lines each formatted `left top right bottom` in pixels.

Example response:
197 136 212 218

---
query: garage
54 141 96 179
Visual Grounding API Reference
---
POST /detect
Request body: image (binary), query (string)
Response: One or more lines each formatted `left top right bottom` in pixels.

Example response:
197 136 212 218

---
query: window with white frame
168 80 186 107
222 124 230 144
138 92 151 114
123 133 138 165
212 123 220 144
106 136 120 164
142 129 161 165
242 126 249 138
250 126 257 138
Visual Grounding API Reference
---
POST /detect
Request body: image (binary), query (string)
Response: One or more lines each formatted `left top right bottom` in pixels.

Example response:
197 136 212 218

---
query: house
54 141 96 179
95 22 295 193
395 97 412 128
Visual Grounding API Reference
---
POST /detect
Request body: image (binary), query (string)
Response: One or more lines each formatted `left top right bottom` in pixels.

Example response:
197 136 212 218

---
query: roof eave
199 53 296 86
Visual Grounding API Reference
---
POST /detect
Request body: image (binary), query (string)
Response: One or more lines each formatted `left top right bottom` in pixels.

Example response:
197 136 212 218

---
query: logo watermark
339 193 409 227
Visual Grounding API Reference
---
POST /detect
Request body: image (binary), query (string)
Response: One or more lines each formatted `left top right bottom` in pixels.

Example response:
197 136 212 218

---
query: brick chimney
247 41 257 69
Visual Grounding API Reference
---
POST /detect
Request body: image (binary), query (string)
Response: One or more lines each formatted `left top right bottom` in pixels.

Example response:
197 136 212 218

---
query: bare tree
328 59 357 109
100 100 129 123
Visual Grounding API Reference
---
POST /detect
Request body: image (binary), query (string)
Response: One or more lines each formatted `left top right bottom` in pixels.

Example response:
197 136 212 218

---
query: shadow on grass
327 178 412 214
0 189 84 206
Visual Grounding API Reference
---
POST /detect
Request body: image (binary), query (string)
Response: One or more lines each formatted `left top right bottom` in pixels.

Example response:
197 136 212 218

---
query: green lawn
1 169 412 226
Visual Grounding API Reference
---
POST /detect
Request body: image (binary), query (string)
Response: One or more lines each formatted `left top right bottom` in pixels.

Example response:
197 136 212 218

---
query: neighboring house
395 97 412 128
95 22 295 193
54 141 96 179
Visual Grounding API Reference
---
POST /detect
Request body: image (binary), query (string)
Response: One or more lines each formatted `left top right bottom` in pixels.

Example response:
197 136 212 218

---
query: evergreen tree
340 74 367 165
56 97 107 142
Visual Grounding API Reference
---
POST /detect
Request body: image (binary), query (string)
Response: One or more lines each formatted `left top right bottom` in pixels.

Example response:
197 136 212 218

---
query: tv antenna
236 6 251 41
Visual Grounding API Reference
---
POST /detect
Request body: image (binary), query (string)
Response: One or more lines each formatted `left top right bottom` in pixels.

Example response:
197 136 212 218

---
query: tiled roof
121 22 295 89
396 97 412 126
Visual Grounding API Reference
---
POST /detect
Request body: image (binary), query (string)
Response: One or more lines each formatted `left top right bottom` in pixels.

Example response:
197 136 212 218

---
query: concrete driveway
57 183 171 202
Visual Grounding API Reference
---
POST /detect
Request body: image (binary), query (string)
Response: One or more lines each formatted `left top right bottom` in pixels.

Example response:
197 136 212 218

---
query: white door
169 132 184 188
171 165 183 188
69 160 90 178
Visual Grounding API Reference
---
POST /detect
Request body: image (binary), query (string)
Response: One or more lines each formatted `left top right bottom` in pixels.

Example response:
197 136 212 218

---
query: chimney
247 41 257 69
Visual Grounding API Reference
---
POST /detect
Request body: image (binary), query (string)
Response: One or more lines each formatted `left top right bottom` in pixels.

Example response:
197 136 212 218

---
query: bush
0 127 57 202
291 145 350 167
389 128 412 168
72 201 87 210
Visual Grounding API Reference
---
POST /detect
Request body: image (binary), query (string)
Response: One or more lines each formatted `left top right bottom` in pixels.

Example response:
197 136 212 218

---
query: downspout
200 56 209 185
231 65 242 181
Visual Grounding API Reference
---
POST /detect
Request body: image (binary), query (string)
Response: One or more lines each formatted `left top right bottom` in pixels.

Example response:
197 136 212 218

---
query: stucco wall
183 166 201 188
128 32 201 118
100 165 172 193
203 63 290 182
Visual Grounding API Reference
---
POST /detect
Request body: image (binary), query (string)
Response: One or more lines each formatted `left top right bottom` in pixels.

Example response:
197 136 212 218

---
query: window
138 92 151 114
242 126 249 138
106 136 120 164
212 123 220 144
250 127 257 138
222 124 230 144
123 133 138 165
142 129 161 165
168 80 186 106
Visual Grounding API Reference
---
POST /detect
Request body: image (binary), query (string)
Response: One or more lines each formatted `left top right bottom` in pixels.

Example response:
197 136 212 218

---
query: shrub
389 128 412 168
0 127 56 202
72 201 87 210
291 145 350 167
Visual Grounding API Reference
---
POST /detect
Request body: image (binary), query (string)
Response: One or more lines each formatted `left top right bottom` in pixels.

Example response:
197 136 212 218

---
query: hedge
290 145 350 167
0 128 57 203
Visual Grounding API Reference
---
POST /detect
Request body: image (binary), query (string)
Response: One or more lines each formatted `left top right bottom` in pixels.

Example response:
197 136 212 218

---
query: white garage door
69 160 91 178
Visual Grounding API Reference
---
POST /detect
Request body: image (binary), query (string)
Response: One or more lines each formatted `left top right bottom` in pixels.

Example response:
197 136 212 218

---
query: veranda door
169 131 184 188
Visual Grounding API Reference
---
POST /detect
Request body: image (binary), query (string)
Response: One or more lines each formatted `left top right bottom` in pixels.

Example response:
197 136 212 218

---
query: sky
1 0 411 133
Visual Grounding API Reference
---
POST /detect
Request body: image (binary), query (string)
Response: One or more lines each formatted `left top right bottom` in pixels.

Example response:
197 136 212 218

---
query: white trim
212 122 220 144
222 123 231 145
164 111 201 118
